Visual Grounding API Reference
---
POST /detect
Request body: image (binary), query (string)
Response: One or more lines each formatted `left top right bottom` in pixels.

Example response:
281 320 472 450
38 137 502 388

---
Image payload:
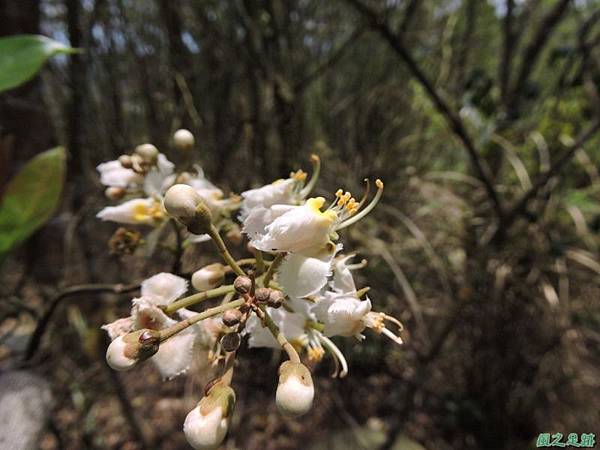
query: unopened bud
267 290 285 308
119 154 133 168
105 186 126 200
134 143 159 163
192 263 225 291
254 287 271 303
233 276 252 295
163 184 213 234
184 384 235 450
276 361 314 417
105 329 160 371
220 332 241 352
174 129 195 151
222 309 243 327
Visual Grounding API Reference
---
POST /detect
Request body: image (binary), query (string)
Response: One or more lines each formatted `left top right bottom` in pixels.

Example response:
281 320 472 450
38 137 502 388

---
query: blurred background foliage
1 0 600 449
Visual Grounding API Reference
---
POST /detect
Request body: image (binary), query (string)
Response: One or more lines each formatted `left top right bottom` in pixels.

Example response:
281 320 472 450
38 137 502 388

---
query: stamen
336 179 384 230
383 314 404 331
299 154 321 198
358 178 370 208
381 327 403 345
347 259 368 271
317 333 349 378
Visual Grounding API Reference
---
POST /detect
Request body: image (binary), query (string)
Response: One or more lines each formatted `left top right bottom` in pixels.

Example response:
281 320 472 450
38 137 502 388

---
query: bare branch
343 0 504 220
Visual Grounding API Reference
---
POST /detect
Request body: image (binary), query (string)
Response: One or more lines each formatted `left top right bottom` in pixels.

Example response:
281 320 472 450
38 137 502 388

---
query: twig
23 283 140 362
490 118 600 243
343 0 504 220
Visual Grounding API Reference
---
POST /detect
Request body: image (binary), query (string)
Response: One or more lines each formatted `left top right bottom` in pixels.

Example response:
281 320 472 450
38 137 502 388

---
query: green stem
163 284 235 315
160 298 244 341
262 252 286 287
255 250 265 275
261 306 300 363
208 224 245 276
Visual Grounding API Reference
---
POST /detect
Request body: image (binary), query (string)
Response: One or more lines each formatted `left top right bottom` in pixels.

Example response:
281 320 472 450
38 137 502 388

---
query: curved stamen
317 332 349 378
381 327 403 345
299 154 321 198
347 259 368 271
357 178 370 208
336 179 384 230
383 314 404 331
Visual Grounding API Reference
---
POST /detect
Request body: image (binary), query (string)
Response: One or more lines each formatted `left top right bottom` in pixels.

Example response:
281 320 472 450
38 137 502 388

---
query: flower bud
174 129 195 151
276 361 314 417
222 309 243 327
105 186 126 200
184 384 235 450
254 287 271 303
233 275 252 295
134 143 159 163
220 332 241 352
163 184 213 234
267 290 285 308
119 154 133 168
192 263 225 291
105 329 160 371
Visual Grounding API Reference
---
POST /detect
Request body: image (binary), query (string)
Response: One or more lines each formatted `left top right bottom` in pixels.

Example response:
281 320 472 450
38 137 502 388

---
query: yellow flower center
306 197 336 222
133 200 164 223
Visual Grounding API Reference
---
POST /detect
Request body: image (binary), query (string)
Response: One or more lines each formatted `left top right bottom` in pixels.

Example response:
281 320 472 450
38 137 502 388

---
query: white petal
97 160 143 188
151 331 195 379
278 251 333 298
96 198 157 225
132 298 177 328
241 178 296 219
101 317 134 340
332 254 357 294
141 273 188 305
242 205 295 239
251 201 334 253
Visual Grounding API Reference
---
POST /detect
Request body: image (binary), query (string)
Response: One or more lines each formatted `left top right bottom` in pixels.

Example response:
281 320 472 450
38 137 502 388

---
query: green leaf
0 34 76 93
0 147 66 260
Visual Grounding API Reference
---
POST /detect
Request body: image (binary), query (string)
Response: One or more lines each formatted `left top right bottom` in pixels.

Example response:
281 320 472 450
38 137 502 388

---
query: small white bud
105 186 126 200
163 184 203 222
163 184 213 234
105 329 160 371
192 263 226 291
134 143 159 163
184 384 235 450
276 361 314 417
174 129 195 151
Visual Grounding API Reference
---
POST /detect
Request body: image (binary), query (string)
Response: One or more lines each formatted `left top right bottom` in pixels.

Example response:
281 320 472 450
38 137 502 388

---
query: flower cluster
99 138 402 449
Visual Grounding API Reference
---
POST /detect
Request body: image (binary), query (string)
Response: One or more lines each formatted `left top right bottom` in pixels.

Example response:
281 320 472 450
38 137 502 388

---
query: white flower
245 309 307 349
278 244 339 298
97 197 165 225
143 153 176 196
184 385 235 450
141 272 189 305
314 294 372 338
314 293 403 344
97 160 143 188
249 197 336 253
103 272 220 380
275 361 314 417
241 178 299 219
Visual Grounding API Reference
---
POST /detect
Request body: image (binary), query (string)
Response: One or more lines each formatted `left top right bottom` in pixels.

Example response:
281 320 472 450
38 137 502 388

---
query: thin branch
491 118 600 242
507 0 572 112
344 0 504 220
23 283 140 362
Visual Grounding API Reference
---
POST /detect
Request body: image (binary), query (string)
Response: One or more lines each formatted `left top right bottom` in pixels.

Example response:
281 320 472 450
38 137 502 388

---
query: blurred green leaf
390 435 428 450
0 34 76 93
0 147 66 260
